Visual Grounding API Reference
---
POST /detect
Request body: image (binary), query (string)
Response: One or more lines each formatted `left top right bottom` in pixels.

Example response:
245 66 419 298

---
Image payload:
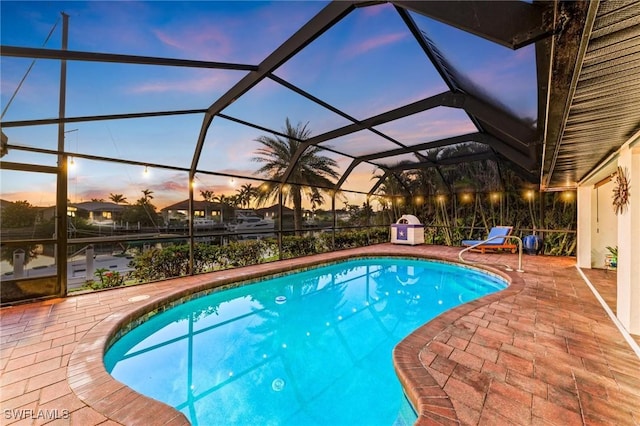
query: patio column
616 144 640 334
576 185 592 269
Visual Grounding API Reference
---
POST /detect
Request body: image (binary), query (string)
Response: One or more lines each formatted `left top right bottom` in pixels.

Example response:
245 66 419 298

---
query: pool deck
1 244 639 425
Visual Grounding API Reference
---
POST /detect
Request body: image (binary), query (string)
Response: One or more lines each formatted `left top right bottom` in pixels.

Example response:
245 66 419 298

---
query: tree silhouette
199 190 215 202
109 193 127 204
253 118 339 233
236 184 258 208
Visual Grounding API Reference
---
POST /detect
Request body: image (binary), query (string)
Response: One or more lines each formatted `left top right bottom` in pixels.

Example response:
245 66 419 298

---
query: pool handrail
458 235 524 273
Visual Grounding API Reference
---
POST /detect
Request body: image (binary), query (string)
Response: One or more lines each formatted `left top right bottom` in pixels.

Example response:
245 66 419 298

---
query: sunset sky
1 1 537 209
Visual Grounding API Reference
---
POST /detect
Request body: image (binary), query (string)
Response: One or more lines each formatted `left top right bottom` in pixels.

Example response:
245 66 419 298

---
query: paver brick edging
393 264 521 425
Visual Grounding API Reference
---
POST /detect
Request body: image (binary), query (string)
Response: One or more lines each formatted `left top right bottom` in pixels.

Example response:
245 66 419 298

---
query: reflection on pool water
105 257 506 425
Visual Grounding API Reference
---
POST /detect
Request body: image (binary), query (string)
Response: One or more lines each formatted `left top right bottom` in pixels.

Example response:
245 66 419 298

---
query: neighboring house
72 201 126 226
255 204 294 220
160 200 226 225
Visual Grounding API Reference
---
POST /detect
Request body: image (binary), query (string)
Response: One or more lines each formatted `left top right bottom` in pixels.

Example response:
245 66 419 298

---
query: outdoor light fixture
143 165 149 177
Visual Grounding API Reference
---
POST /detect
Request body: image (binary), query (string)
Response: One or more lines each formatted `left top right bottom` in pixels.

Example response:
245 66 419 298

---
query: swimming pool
104 257 506 425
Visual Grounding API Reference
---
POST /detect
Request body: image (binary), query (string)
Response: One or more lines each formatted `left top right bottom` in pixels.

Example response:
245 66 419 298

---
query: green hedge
127 228 391 283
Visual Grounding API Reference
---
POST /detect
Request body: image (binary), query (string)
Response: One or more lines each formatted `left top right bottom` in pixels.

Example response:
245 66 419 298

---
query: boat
228 211 275 240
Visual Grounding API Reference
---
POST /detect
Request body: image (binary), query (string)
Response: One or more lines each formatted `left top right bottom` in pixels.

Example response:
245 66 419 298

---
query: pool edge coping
67 247 517 425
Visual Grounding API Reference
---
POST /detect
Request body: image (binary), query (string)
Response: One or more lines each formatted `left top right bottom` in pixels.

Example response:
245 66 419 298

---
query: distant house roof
256 204 294 215
161 200 223 212
72 201 125 212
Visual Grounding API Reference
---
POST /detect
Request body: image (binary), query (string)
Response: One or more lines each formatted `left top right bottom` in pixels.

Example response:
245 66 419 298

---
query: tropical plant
92 267 125 289
121 189 159 227
0 200 38 228
200 190 215 202
253 118 340 233
606 245 618 265
236 184 259 208
109 193 127 204
140 189 154 203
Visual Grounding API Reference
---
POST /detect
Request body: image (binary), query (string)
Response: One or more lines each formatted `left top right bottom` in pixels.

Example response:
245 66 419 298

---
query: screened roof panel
421 141 490 161
286 147 346 188
1 149 58 168
371 153 421 168
68 115 203 167
67 159 189 209
317 130 402 157
65 62 246 117
198 118 270 177
409 11 539 124
220 78 353 135
273 2 449 121
1 58 62 122
371 107 478 147
340 161 378 193
0 124 58 152
0 1 327 64
3 0 633 204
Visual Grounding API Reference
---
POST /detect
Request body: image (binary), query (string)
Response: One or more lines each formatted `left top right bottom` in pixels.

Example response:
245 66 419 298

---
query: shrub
92 268 125 289
281 235 319 259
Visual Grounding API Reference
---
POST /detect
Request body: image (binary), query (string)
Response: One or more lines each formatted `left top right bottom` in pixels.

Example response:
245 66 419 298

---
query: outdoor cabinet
391 214 425 245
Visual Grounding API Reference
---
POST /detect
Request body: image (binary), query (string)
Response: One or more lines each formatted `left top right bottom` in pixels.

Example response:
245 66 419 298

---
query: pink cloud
340 32 407 59
129 72 236 94
153 26 233 60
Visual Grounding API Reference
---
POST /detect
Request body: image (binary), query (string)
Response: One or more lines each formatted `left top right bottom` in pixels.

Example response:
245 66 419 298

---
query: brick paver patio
1 244 639 425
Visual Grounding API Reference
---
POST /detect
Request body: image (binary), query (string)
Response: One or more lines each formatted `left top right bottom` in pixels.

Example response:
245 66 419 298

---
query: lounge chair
461 226 517 254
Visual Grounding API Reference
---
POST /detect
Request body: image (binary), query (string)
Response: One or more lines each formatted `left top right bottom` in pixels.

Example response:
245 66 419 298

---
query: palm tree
253 118 339 233
373 172 409 224
141 189 154 203
109 193 127 204
236 184 258 209
199 190 215 202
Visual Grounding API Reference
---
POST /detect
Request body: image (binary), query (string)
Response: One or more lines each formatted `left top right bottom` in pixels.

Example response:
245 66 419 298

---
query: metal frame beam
388 152 495 172
281 89 536 185
189 1 358 175
361 132 535 171
448 93 536 148
1 109 207 128
334 159 362 191
0 45 257 71
391 0 555 49
280 91 456 182
368 170 390 197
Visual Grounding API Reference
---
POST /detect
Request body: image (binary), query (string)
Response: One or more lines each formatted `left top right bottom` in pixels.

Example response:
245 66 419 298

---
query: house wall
616 145 640 334
591 180 618 268
578 132 640 335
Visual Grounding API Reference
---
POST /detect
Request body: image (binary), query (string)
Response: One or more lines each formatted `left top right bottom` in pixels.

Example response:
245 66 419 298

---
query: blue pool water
105 257 506 425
